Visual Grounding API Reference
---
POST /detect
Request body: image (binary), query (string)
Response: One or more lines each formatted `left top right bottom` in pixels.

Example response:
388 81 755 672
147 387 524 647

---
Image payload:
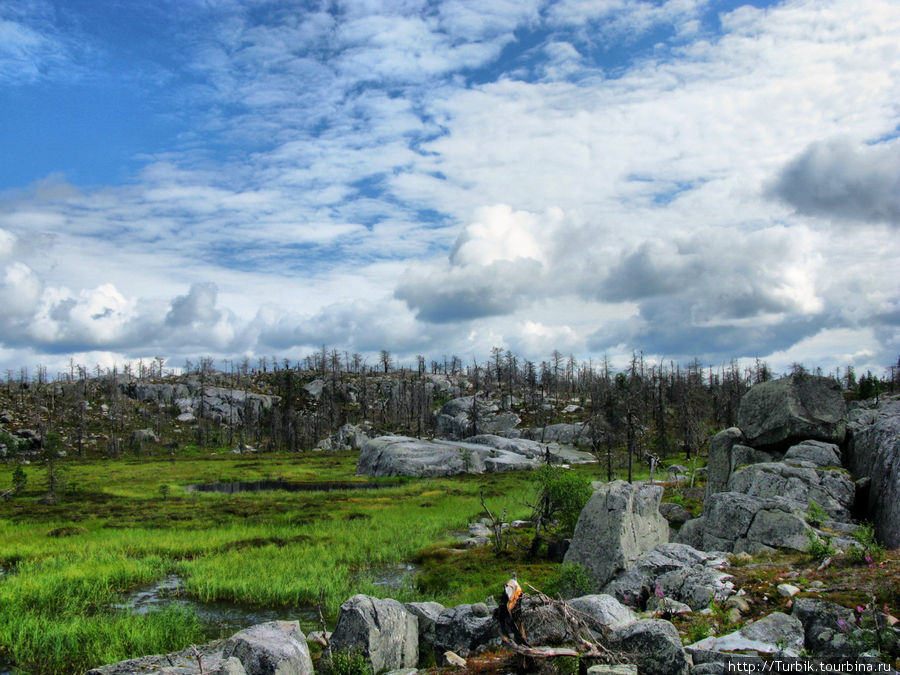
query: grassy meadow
0 451 595 674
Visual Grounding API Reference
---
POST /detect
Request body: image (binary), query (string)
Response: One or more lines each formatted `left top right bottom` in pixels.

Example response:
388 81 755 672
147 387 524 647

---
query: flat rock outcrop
564 481 668 589
434 396 520 439
737 374 846 451
88 621 313 675
356 436 541 477
521 423 587 445
124 382 279 427
688 611 804 657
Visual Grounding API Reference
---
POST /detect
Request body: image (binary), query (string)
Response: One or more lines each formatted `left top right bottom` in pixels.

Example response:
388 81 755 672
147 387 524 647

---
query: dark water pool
184 479 402 494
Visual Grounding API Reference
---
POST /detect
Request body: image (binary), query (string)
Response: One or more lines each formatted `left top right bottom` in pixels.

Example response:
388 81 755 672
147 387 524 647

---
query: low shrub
317 648 372 675
546 562 593 600
805 500 827 528
846 523 885 566
806 530 835 560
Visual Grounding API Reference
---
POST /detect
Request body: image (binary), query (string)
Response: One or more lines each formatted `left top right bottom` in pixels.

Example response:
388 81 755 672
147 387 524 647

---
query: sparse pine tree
12 464 27 495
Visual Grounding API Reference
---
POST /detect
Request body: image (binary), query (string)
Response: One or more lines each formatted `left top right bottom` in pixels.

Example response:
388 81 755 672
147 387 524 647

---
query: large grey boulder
845 396 900 547
609 619 690 675
358 436 483 477
130 428 159 445
88 622 313 675
331 424 370 451
688 612 804 657
783 440 842 468
737 374 846 450
302 379 325 400
680 492 816 553
726 462 855 521
330 595 418 673
356 436 539 477
567 594 639 633
222 621 314 675
602 544 733 610
433 604 499 661
564 481 668 589
705 427 745 499
404 601 444 664
791 597 858 657
516 594 580 645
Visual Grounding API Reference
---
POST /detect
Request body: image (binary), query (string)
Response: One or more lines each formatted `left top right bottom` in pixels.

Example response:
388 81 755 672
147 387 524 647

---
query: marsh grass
0 452 582 673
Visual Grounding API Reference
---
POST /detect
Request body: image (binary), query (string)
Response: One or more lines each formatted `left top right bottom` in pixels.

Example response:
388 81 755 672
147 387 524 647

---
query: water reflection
185 479 401 494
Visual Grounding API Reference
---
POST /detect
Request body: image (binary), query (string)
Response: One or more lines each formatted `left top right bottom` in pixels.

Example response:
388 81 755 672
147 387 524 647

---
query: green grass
0 452 590 673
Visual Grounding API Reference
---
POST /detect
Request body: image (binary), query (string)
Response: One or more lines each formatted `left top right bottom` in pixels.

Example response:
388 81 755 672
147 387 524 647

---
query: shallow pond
112 575 322 638
184 479 403 494
112 561 421 641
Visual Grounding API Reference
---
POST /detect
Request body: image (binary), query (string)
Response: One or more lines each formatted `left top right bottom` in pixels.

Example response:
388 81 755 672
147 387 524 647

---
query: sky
0 0 898 378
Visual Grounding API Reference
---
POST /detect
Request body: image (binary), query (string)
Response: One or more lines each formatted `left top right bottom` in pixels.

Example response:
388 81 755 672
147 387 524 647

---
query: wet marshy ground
113 562 421 640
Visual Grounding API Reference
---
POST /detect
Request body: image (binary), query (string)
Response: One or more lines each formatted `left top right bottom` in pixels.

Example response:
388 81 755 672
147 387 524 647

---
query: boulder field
679 375 900 554
90 378 900 674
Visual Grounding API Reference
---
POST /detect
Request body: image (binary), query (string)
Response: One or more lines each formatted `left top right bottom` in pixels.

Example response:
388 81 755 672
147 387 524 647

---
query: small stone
444 651 467 668
726 596 751 613
586 666 638 674
777 584 800 598
647 596 692 615
726 607 742 625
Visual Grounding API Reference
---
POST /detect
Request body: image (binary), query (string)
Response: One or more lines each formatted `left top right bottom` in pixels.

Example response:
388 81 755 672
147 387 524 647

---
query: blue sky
0 0 898 376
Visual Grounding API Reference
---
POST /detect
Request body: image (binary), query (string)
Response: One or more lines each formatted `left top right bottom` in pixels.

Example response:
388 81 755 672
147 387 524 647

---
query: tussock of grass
1 605 203 675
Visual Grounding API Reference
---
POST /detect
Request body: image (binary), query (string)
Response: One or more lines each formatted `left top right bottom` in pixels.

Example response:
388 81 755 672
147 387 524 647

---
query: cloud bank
0 0 897 377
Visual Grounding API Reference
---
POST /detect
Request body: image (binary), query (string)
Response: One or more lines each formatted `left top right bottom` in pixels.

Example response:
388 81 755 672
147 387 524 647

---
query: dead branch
522 583 619 662
480 489 508 553
316 593 332 658
189 645 203 674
